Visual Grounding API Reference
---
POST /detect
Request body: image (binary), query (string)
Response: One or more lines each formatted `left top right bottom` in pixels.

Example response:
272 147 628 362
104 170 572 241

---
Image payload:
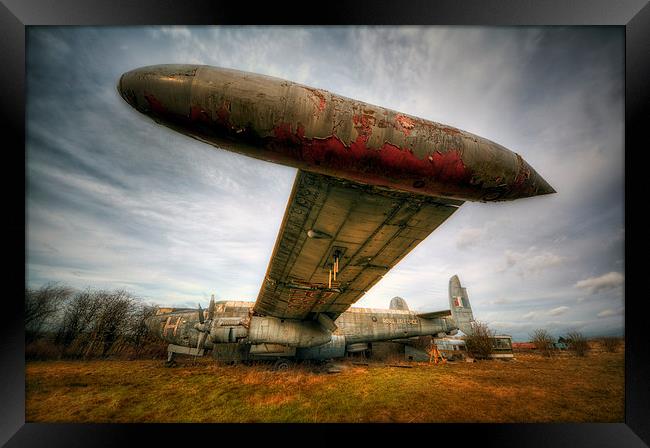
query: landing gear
164 344 204 366
273 358 292 371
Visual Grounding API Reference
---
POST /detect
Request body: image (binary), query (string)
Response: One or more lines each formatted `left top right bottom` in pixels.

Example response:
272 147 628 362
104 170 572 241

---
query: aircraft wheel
273 359 292 371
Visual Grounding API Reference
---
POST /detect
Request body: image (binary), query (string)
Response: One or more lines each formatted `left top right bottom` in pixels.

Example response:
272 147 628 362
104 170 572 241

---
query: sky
26 26 624 340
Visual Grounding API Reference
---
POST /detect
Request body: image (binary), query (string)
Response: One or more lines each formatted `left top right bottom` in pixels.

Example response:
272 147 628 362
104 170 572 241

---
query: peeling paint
267 120 470 186
395 114 415 136
513 153 533 193
440 126 462 136
303 86 327 116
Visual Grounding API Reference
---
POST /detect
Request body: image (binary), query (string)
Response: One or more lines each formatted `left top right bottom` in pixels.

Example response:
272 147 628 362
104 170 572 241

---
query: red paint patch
268 120 471 187
144 93 167 115
353 113 376 132
429 150 469 182
190 105 211 123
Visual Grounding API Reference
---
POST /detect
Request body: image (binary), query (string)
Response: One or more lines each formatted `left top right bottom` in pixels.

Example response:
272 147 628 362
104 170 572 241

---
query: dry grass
26 350 624 423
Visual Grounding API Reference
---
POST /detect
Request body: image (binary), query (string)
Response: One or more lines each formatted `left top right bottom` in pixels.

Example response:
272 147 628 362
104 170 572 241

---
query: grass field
26 351 624 423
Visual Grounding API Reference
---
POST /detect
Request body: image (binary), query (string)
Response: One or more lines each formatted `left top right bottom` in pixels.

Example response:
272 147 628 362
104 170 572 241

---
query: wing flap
253 170 463 320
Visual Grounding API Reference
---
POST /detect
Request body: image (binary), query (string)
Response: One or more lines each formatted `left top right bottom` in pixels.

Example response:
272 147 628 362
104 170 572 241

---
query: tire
273 359 291 371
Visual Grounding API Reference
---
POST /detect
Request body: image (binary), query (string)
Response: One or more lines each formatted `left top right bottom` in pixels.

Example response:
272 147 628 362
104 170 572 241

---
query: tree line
25 283 166 359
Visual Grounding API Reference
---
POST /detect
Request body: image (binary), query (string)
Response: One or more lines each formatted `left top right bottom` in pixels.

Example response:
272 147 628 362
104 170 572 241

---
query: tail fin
449 275 475 335
389 296 409 311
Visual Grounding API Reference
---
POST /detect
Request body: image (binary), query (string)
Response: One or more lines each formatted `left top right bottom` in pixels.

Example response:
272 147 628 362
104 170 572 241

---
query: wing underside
253 170 463 321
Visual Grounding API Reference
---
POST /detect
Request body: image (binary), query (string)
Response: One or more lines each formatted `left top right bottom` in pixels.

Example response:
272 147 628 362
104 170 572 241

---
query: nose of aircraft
117 64 198 118
533 172 556 196
145 314 161 336
513 159 556 199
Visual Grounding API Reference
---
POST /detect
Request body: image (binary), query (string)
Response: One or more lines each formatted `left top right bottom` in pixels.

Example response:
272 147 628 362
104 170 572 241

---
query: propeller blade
207 295 216 320
197 331 206 350
197 303 204 324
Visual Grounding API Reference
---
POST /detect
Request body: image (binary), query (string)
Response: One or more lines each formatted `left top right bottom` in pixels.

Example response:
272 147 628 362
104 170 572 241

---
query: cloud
456 227 486 250
503 247 565 276
548 306 570 316
575 271 624 294
597 309 622 318
522 311 537 320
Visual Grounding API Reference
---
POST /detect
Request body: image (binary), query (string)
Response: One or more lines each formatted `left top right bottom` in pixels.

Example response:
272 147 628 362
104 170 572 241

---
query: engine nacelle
209 317 248 344
247 316 332 348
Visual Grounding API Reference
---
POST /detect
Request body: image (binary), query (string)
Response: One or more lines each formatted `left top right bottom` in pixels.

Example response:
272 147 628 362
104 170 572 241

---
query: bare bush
82 289 138 357
25 283 167 360
25 283 72 342
566 331 589 357
124 304 161 357
464 321 494 359
601 337 621 353
56 289 104 351
530 329 554 357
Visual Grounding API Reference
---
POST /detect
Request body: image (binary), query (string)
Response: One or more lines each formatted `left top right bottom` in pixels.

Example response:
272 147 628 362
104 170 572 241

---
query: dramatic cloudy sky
26 26 624 340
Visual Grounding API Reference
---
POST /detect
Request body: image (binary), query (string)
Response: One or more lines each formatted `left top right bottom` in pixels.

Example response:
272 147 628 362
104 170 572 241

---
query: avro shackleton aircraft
117 65 554 367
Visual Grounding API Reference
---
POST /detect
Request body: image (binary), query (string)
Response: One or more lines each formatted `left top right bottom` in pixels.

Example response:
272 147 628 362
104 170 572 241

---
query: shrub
25 283 73 342
566 331 589 357
530 329 554 357
601 337 621 353
464 320 494 359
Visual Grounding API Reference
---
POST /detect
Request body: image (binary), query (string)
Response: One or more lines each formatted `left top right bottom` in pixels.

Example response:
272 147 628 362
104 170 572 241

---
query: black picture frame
3 1 647 446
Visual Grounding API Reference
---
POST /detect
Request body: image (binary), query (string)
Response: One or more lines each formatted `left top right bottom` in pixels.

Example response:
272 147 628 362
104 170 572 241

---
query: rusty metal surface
253 170 462 320
146 299 454 356
118 64 555 202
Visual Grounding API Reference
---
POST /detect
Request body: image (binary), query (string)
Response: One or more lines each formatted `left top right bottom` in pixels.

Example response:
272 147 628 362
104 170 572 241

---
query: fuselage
147 300 455 360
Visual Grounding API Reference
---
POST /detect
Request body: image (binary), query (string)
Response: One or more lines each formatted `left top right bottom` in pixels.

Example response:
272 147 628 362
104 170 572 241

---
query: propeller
195 294 216 352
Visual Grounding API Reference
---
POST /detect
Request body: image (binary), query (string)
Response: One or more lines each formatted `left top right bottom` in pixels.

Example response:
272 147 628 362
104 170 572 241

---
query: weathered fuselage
118 64 554 203
147 301 454 361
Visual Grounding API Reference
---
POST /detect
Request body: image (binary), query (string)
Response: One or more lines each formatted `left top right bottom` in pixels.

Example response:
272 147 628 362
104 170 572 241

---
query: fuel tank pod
118 64 555 203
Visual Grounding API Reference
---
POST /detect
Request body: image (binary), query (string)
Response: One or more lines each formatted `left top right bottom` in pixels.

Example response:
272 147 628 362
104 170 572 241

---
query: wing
416 310 452 320
253 170 463 320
